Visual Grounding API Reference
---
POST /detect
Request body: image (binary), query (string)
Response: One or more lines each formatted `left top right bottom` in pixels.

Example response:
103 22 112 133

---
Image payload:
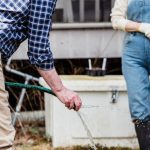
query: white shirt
111 0 129 30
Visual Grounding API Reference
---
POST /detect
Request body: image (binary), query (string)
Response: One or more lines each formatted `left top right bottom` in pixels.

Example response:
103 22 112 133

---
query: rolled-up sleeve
27 0 57 70
111 0 128 31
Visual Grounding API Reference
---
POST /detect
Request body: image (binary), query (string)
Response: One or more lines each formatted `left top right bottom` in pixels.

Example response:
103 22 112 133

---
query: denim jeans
122 32 150 121
122 0 150 122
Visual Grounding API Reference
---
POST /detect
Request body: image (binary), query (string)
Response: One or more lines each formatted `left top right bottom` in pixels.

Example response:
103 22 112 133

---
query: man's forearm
37 68 64 93
37 68 82 111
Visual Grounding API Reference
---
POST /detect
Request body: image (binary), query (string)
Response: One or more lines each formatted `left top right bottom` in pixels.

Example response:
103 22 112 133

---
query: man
0 0 82 149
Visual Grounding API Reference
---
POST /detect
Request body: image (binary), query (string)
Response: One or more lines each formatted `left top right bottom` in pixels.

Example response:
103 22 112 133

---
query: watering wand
77 111 97 150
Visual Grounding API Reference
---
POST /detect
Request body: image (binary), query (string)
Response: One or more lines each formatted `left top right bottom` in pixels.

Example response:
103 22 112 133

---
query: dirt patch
16 145 137 150
54 146 137 150
16 143 51 150
15 121 138 150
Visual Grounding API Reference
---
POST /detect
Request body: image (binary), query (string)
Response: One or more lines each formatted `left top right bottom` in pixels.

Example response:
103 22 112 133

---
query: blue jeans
122 32 150 121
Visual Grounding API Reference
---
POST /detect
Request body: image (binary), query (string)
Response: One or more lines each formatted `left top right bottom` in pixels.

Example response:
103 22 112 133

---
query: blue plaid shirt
0 0 57 70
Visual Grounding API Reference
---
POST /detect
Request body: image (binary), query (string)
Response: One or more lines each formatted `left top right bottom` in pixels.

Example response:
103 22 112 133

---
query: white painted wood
44 92 53 138
13 111 45 122
65 0 74 22
111 0 115 7
56 0 74 22
12 23 124 60
95 0 100 21
39 75 138 148
80 0 85 22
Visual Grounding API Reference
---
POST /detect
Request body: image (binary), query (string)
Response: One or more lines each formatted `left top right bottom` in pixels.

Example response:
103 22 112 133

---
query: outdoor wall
12 23 124 60
11 0 123 60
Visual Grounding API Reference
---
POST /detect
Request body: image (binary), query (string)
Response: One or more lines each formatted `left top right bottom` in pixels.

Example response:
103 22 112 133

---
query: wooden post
95 0 100 22
66 0 74 22
111 0 115 7
79 0 85 22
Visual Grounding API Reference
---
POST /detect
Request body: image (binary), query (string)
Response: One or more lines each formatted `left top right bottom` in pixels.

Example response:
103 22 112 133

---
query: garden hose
5 81 97 150
5 82 56 96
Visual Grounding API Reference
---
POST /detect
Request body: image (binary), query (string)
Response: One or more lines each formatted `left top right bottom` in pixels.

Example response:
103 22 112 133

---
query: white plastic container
39 75 138 148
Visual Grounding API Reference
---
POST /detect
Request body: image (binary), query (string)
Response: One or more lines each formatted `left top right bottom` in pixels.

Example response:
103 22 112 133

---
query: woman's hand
112 17 150 39
138 23 150 39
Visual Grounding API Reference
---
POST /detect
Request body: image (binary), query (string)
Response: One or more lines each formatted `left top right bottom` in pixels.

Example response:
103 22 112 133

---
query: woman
111 0 150 149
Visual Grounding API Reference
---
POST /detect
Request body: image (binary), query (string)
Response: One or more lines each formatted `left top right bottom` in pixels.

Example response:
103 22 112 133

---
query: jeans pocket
123 33 134 45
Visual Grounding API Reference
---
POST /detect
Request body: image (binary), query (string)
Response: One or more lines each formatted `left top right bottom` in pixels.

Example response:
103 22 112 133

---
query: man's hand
38 68 82 111
54 86 82 111
138 23 150 39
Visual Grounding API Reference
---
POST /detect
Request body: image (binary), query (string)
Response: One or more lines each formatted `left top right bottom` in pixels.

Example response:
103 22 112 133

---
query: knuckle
70 97 76 102
65 100 69 104
65 100 70 105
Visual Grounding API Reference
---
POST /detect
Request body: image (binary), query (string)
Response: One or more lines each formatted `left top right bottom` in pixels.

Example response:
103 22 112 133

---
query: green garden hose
5 82 56 96
5 81 97 150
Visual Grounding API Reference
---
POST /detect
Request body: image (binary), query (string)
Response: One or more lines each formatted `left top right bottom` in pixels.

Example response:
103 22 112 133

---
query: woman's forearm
125 20 141 32
112 17 150 39
111 17 141 32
